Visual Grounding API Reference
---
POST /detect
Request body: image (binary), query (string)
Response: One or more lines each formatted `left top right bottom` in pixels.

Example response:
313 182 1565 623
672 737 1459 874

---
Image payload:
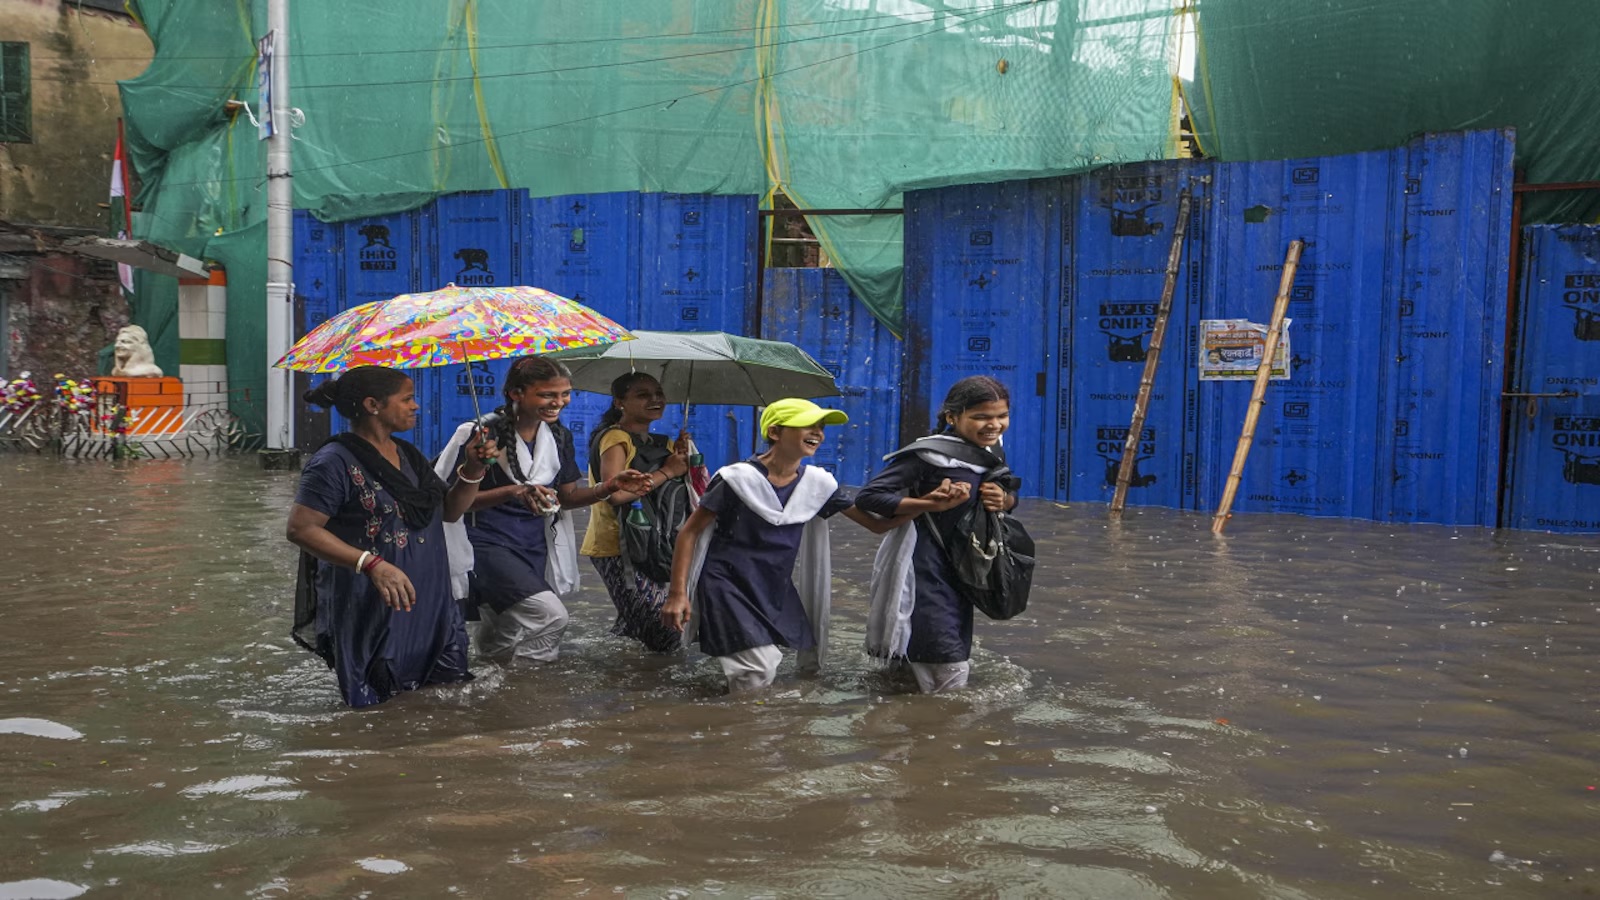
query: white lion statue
112 325 164 378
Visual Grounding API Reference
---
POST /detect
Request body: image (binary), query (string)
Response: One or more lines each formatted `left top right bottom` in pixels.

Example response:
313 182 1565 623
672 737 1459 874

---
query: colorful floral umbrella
274 283 632 373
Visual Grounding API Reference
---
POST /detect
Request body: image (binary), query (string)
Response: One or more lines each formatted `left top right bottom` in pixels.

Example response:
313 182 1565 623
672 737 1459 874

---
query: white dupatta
683 462 837 670
436 420 581 601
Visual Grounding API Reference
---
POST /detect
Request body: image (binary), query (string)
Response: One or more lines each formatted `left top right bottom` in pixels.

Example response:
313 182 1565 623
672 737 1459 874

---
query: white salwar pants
476 591 569 662
717 644 783 694
909 661 970 694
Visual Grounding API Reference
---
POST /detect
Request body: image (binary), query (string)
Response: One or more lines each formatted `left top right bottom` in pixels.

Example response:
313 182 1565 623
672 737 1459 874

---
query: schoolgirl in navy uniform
856 376 1019 693
445 357 651 662
659 399 956 693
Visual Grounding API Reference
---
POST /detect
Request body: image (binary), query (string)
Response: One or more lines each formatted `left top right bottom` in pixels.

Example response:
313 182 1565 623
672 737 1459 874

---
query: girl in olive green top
581 372 692 651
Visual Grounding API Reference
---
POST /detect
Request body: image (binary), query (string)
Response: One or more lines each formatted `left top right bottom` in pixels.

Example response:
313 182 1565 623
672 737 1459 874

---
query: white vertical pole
264 0 294 451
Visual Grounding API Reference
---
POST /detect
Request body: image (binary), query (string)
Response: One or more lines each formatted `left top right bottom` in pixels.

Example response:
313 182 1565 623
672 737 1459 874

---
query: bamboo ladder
1110 189 1193 518
1210 239 1305 534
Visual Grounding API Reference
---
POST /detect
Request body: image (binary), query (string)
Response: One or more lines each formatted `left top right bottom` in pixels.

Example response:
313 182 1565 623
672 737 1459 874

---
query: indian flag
110 122 134 294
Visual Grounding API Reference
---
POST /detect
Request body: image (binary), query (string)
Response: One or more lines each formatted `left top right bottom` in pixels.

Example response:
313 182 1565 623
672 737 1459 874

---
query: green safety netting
117 0 1178 431
1189 0 1600 223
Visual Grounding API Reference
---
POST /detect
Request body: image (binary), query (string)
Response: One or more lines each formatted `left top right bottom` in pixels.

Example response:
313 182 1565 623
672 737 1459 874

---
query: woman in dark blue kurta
693 460 851 658
287 366 493 708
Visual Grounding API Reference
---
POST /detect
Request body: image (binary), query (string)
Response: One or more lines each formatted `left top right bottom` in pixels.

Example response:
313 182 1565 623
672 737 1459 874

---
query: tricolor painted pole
1211 239 1303 535
1111 189 1191 518
264 0 295 452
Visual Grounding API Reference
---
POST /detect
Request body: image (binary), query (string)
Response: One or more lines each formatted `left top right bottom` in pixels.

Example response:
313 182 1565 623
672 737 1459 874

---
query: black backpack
890 437 1036 621
593 428 692 584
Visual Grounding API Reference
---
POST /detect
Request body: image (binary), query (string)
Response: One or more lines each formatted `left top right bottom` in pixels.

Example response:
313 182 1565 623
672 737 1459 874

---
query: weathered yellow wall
0 0 151 229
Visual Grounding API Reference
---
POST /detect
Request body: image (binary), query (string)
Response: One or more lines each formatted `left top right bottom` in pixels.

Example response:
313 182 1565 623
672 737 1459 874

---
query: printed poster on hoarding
1198 318 1292 380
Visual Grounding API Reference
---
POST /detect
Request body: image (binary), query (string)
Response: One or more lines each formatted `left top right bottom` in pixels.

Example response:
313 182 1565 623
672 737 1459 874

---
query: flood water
0 456 1596 898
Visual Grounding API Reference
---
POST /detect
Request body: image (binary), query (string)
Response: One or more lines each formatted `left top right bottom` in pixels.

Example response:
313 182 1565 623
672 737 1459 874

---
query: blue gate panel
293 211 339 446
635 193 760 472
1197 147 1395 520
761 268 902 487
1065 160 1206 510
294 211 337 335
321 205 435 444
293 190 762 473
525 191 643 465
1376 129 1514 526
904 178 1061 496
1504 225 1600 532
408 190 529 456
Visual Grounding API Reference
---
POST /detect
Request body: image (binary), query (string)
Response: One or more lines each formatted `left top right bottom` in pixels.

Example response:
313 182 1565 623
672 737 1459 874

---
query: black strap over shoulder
588 425 670 481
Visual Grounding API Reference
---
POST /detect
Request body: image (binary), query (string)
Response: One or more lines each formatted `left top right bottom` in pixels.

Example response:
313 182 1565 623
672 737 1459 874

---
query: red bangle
361 553 383 573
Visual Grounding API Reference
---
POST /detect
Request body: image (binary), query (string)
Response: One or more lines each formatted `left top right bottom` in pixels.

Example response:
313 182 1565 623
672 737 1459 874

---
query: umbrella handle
681 361 693 433
459 340 485 424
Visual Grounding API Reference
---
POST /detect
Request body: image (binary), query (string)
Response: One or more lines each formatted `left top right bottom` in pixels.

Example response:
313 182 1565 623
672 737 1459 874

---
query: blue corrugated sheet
904 129 1517 526
903 178 1062 497
1375 129 1513 526
634 194 760 470
293 190 759 475
407 189 527 452
292 211 338 447
1068 161 1206 509
1503 225 1600 532
525 191 641 469
1197 146 1395 520
307 204 435 441
761 268 901 487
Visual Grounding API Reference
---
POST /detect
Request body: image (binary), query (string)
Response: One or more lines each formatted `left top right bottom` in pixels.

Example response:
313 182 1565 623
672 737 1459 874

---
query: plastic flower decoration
54 374 97 417
2 373 42 414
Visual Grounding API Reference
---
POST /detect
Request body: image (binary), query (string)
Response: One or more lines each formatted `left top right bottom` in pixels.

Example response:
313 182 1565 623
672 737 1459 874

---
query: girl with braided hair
443 357 651 662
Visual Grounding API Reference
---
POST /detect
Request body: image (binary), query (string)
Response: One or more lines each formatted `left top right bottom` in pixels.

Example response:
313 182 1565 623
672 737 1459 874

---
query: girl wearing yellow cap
659 399 952 693
856 376 1019 693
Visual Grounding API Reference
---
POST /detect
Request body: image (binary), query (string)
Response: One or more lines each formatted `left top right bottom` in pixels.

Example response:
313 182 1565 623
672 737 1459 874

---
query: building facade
1 0 151 377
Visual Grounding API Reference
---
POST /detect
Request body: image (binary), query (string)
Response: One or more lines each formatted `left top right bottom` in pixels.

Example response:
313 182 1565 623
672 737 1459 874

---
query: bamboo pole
1111 189 1193 518
1211 239 1304 534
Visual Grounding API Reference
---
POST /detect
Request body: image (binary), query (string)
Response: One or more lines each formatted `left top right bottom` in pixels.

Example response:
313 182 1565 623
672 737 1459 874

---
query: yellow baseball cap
761 398 848 435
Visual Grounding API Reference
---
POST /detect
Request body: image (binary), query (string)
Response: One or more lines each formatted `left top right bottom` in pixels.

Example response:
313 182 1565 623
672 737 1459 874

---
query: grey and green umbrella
544 330 839 406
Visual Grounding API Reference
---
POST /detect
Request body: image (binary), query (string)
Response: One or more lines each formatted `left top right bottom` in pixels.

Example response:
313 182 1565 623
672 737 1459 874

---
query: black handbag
929 465 1036 620
889 437 1036 620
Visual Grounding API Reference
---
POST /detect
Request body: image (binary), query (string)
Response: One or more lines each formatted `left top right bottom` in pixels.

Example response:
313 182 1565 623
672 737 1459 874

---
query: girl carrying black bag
856 376 1035 694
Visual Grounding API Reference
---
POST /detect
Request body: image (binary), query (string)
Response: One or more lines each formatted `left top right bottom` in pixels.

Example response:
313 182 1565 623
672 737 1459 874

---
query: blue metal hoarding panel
1064 160 1206 509
525 191 643 467
318 204 435 444
293 210 338 448
636 193 760 472
1196 146 1395 520
904 179 1062 496
1376 129 1514 526
760 268 901 487
407 190 528 457
1503 225 1600 532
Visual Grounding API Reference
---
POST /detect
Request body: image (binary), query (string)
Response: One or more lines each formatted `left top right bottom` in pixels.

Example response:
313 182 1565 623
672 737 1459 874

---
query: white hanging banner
256 30 276 140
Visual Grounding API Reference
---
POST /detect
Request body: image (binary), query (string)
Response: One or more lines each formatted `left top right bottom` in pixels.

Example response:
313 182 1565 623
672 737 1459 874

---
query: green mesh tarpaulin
118 0 1178 427
1191 0 1600 223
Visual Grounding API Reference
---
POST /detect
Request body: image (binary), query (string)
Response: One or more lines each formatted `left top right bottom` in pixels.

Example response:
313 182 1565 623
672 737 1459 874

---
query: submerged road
0 456 1595 897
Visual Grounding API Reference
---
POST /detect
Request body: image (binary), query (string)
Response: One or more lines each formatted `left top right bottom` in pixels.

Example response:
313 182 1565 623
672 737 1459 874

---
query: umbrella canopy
544 330 839 406
274 283 632 373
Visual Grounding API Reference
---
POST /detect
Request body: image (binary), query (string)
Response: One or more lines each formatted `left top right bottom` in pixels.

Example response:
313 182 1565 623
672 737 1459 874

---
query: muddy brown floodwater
0 456 1596 898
